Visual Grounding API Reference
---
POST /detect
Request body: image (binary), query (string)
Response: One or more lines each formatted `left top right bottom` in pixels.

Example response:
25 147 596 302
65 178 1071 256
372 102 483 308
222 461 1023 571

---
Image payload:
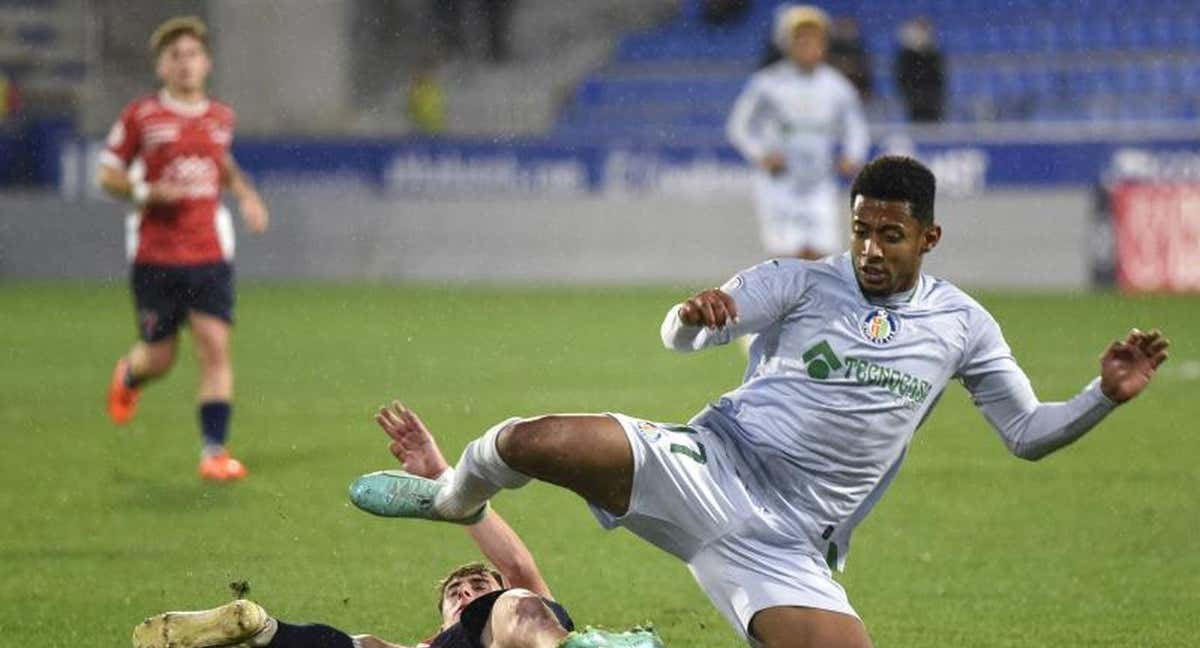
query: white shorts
589 413 859 641
753 180 840 257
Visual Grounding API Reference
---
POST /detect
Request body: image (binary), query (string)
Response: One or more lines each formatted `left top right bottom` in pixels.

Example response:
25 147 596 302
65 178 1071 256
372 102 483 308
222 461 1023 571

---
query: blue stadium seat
1086 17 1117 52
1117 17 1150 50
1113 62 1144 95
1146 60 1174 95
979 24 1005 54
1024 68 1055 98
939 23 971 55
1008 23 1035 53
1144 14 1173 50
1178 60 1200 93
562 0 1200 134
1063 67 1096 97
1059 20 1087 53
947 68 971 99
1031 22 1061 54
1167 13 1200 49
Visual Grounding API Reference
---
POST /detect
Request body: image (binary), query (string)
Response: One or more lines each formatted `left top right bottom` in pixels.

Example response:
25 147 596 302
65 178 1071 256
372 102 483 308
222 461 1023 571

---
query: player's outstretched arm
376 401 451 479
964 326 1170 461
374 402 553 599
1098 328 1170 403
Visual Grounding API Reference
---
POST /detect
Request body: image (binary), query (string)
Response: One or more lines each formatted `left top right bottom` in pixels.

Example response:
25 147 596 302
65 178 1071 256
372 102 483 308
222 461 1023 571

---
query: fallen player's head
437 562 505 627
848 156 942 297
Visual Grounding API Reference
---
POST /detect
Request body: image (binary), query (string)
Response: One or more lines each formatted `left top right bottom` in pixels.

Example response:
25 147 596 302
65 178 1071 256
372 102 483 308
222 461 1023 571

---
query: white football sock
245 615 278 647
434 417 531 519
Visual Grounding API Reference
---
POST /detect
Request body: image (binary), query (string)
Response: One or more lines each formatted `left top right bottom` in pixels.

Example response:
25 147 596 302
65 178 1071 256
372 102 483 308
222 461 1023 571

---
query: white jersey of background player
727 4 869 259
350 157 1170 648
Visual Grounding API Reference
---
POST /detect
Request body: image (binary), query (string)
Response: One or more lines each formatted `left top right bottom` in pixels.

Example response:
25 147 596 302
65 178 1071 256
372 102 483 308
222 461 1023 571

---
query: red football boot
198 450 248 482
107 357 141 425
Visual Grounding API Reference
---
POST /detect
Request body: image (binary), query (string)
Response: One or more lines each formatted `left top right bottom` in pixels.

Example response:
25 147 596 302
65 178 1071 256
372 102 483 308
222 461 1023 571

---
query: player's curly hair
150 16 209 56
850 155 937 224
436 562 505 613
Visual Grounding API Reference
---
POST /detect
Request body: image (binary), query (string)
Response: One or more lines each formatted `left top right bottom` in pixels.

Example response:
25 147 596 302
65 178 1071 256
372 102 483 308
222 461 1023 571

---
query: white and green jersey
726 61 869 194
661 254 1116 568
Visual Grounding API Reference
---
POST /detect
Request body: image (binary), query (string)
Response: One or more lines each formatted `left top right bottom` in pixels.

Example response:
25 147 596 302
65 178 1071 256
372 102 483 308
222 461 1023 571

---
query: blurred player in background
99 16 269 481
133 402 662 648
350 157 1170 647
727 4 869 260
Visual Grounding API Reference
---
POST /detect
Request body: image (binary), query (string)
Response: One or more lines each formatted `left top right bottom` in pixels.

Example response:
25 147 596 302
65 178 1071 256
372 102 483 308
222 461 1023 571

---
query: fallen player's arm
467 508 553 599
376 402 554 599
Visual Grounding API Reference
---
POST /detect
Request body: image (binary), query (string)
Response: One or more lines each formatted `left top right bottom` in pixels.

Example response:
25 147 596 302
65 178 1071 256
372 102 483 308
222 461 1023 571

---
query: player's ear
920 224 941 254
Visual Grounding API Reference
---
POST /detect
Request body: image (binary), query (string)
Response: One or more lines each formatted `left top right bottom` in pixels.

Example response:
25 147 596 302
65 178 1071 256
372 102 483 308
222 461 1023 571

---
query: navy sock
199 401 232 448
267 622 355 648
124 364 144 389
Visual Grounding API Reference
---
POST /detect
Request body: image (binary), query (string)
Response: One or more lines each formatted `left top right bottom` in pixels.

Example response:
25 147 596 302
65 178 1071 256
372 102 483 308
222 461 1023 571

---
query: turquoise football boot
558 627 665 648
349 470 486 525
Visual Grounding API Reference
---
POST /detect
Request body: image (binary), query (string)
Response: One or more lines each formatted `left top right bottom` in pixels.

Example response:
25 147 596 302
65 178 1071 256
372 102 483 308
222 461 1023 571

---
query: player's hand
239 192 269 234
759 152 786 176
375 401 451 479
1099 328 1169 403
148 180 189 204
679 288 738 329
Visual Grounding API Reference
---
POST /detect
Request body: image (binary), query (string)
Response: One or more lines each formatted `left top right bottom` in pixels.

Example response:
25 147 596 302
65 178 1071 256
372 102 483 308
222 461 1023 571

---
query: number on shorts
664 424 707 465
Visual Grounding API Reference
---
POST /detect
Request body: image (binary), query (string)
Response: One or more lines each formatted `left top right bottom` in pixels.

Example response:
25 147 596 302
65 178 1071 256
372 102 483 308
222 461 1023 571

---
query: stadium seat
560 0 1199 134
1027 22 1056 52
1086 18 1117 52
1117 17 1150 50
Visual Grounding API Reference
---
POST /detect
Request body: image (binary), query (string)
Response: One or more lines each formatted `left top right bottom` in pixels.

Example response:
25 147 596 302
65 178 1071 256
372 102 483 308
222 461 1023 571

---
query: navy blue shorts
130 262 234 342
429 589 574 648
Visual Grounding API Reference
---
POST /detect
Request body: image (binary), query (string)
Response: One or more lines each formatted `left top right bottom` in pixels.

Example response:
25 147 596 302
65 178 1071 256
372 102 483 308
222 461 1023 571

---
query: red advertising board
1111 183 1200 293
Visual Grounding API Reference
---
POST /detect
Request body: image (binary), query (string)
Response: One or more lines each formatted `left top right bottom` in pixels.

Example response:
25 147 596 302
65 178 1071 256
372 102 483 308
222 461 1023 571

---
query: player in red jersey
99 16 268 482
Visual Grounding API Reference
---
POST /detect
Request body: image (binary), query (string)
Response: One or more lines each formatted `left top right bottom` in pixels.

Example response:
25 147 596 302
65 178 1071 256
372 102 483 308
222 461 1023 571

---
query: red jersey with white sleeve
101 90 236 266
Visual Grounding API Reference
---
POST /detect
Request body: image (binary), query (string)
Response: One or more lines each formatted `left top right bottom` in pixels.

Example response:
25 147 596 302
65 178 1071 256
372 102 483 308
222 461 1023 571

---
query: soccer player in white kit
350 156 1171 647
727 5 869 260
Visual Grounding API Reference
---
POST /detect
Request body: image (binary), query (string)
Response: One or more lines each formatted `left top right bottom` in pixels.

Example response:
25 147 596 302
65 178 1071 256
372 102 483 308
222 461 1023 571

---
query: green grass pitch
1 282 1197 646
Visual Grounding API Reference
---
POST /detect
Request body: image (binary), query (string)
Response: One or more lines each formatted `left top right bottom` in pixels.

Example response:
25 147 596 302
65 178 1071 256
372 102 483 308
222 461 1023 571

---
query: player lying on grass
348 156 1171 648
133 401 663 648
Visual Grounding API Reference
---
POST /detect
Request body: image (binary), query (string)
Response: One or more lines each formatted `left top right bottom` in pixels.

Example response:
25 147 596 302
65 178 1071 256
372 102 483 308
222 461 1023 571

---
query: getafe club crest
861 308 899 344
635 420 663 441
